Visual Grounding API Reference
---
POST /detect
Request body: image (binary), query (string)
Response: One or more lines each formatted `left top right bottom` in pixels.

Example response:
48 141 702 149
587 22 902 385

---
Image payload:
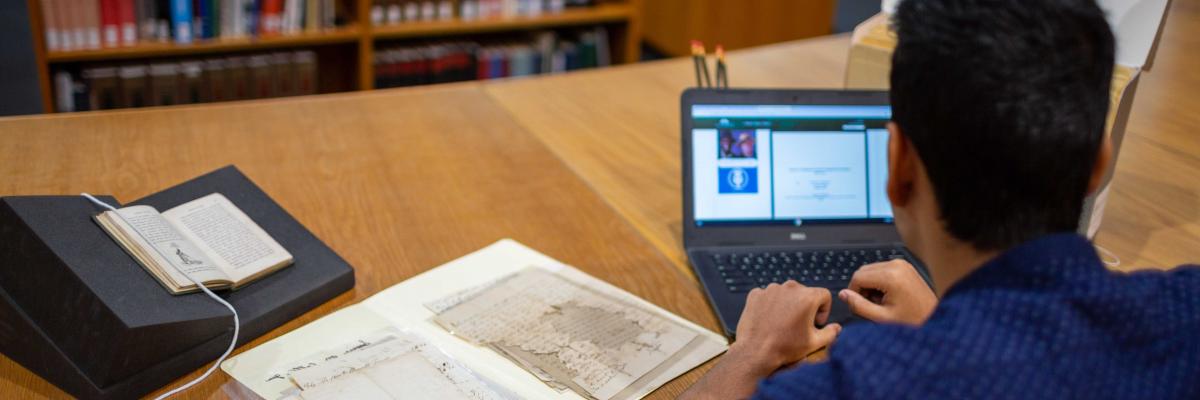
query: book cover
170 0 193 43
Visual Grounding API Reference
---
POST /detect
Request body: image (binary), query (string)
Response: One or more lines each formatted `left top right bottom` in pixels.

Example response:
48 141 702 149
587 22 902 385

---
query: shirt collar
941 233 1104 299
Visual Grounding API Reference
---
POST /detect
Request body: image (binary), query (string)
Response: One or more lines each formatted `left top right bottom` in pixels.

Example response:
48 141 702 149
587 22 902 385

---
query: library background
0 0 880 116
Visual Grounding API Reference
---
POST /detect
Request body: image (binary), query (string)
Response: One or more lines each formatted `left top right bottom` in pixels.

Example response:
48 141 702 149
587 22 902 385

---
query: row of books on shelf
373 27 607 88
41 0 345 52
53 50 318 112
367 0 592 25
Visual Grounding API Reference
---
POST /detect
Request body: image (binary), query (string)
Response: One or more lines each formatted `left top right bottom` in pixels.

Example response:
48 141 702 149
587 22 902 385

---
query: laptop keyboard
710 248 906 293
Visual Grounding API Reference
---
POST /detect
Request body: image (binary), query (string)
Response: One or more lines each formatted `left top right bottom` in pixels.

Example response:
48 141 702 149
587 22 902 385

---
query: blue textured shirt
754 233 1200 399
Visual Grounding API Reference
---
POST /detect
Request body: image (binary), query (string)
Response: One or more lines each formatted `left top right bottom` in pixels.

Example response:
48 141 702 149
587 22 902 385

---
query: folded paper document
221 239 728 400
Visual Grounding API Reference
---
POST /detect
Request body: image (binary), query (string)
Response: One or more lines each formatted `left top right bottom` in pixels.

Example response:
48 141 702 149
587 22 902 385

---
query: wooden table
486 1 1200 274
0 85 717 398
2 1 1198 397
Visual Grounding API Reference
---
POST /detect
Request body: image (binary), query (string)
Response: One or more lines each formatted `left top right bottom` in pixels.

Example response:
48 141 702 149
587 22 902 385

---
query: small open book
94 192 293 295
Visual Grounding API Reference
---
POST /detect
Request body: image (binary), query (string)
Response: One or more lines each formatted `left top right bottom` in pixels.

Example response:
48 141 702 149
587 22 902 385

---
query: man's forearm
679 346 778 400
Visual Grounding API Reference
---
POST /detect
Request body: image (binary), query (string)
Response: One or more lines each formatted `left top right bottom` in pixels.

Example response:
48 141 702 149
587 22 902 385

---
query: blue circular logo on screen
727 168 749 190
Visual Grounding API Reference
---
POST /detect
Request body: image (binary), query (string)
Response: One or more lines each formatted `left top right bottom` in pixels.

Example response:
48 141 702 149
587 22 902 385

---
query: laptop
681 88 933 337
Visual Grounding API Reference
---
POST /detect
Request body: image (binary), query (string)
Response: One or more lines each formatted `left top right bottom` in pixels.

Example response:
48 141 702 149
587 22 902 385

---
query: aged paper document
223 239 728 400
262 328 508 400
430 268 702 400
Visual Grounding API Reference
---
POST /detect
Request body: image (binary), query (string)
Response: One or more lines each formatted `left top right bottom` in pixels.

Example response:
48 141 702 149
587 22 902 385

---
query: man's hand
839 259 938 325
733 281 842 368
680 281 842 400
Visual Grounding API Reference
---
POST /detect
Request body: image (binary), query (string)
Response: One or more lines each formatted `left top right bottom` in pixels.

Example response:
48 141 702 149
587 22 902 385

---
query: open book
94 192 293 295
221 240 727 400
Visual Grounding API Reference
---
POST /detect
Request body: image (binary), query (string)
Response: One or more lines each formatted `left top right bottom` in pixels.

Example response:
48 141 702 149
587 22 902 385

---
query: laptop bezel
681 88 905 250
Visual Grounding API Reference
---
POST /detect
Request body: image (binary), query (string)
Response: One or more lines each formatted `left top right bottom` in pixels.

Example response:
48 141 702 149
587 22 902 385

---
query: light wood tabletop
485 1 1200 275
0 85 718 399
2 2 1199 398
484 35 853 279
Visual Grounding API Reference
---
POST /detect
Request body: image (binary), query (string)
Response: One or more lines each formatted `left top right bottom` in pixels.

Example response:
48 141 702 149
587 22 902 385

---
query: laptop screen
691 104 894 227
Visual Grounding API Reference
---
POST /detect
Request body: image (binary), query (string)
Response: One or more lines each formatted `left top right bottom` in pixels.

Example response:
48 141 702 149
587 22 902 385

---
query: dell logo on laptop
790 232 808 241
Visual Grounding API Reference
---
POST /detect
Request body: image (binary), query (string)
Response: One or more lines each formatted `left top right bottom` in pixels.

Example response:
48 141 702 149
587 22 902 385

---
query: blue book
171 0 193 44
244 0 259 36
196 0 212 39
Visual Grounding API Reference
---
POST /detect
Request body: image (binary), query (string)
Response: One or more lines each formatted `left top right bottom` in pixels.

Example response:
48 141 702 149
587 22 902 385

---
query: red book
260 0 283 35
477 50 490 80
99 0 119 47
117 0 136 46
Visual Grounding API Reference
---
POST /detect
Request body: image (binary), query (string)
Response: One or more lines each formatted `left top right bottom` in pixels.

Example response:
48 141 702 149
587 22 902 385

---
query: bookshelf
27 0 642 113
45 26 364 63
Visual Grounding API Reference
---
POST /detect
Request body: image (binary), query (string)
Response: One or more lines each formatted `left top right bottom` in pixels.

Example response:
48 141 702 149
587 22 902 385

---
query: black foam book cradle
0 166 355 399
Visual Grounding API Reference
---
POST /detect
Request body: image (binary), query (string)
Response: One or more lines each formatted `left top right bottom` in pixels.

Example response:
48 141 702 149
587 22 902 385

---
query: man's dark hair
890 0 1115 250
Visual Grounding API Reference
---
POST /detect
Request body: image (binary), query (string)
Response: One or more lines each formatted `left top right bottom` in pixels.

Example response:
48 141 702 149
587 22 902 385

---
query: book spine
283 0 299 34
100 0 119 47
321 0 334 28
66 0 82 50
210 0 220 37
119 0 137 45
54 70 74 112
305 0 318 30
231 0 244 36
243 0 258 36
219 0 232 37
261 0 281 35
170 0 193 44
55 0 74 51
196 0 212 39
86 0 103 49
40 0 58 51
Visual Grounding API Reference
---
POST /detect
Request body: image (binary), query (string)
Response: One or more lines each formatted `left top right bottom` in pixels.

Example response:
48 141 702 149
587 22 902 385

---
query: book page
225 239 728 400
264 328 508 400
162 193 293 284
107 205 228 287
431 268 700 400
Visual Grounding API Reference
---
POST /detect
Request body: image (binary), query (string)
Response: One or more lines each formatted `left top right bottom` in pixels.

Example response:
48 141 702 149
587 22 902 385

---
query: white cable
1094 243 1122 268
81 193 239 400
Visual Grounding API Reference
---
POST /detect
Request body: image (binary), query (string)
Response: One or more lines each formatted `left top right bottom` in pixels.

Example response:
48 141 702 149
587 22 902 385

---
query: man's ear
1086 136 1114 195
887 122 916 208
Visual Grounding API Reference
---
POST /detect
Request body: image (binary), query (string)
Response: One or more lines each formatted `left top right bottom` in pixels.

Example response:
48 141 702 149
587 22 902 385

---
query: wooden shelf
45 26 363 63
28 0 643 112
370 4 633 40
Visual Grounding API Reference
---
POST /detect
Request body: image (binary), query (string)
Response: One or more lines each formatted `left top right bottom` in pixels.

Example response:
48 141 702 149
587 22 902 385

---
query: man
682 0 1199 398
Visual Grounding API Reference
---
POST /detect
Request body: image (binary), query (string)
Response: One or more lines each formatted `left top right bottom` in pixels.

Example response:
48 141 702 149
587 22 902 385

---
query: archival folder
0 165 355 399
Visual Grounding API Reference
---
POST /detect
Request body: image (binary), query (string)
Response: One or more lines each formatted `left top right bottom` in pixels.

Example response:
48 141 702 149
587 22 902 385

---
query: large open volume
94 192 293 294
223 240 727 400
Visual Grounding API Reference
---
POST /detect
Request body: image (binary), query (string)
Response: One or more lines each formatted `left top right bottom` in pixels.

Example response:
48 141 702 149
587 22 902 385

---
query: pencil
716 45 728 88
691 40 706 87
697 42 713 88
